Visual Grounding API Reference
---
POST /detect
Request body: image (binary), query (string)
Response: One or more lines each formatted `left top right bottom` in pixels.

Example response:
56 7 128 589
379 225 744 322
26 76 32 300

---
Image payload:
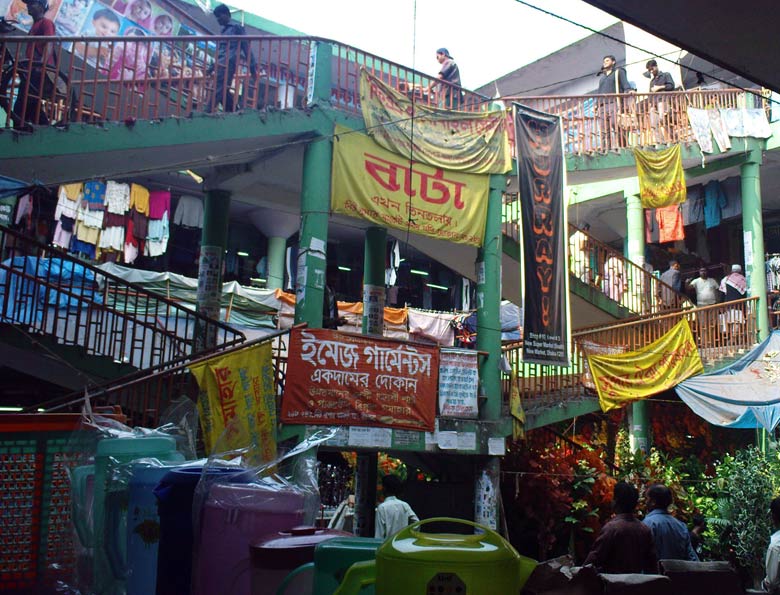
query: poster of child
151 12 172 35
55 0 91 35
75 1 122 69
6 0 63 31
121 0 151 29
109 25 148 81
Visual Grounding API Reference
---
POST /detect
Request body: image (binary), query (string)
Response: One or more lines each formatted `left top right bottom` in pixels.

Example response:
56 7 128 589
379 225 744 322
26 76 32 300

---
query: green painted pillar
476 175 503 534
625 192 650 454
362 226 386 335
266 236 287 291
196 189 231 347
477 175 504 422
308 41 333 106
294 136 332 328
741 142 770 341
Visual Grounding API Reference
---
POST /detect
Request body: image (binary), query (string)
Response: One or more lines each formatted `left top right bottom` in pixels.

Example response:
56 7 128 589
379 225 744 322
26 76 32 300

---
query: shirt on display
656 205 684 243
83 181 106 209
105 181 131 215
703 180 727 229
130 184 150 216
173 195 204 228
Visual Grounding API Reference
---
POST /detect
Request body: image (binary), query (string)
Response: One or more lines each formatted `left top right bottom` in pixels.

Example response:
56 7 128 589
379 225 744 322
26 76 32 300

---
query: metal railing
503 297 759 412
0 34 489 128
0 224 245 378
33 326 292 428
502 199 687 315
507 88 765 154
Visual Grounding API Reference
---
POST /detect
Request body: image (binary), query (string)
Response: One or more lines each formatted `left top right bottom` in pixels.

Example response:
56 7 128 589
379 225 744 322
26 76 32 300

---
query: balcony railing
507 88 765 154
0 224 245 378
0 34 489 129
503 297 759 412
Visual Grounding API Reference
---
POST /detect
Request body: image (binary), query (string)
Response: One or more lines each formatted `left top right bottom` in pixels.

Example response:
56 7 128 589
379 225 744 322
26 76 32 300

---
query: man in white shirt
687 268 720 306
764 497 780 594
375 474 419 540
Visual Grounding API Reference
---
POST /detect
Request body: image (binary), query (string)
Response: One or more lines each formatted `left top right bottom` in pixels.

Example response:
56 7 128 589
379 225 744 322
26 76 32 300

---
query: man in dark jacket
646 59 675 93
584 482 658 574
596 55 631 150
208 3 259 112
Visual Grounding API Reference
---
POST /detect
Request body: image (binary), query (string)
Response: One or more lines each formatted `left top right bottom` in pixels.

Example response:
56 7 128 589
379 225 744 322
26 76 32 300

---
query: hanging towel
634 145 687 208
707 109 731 152
686 108 713 153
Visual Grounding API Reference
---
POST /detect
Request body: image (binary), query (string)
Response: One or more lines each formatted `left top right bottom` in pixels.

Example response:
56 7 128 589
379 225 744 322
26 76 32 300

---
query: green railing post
294 136 332 328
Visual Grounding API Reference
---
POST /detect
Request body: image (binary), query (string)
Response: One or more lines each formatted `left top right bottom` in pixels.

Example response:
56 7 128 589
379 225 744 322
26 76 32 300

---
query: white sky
229 0 619 89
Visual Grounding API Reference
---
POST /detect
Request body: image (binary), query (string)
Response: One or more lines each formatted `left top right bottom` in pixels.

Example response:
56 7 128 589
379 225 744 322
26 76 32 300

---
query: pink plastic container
194 482 306 595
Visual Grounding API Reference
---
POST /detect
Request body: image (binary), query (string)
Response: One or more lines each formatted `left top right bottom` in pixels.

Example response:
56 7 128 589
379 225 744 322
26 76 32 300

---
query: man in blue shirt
643 484 699 561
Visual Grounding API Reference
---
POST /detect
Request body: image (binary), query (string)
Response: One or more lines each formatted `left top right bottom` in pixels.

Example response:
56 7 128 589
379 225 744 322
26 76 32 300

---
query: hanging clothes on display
656 204 684 243
173 195 204 228
703 180 727 229
105 181 130 215
407 309 456 346
129 183 150 216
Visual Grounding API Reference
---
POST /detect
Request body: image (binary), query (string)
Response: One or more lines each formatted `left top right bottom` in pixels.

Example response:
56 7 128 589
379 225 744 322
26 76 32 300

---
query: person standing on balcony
687 267 720 307
657 259 681 309
719 264 747 340
208 4 259 112
646 59 675 93
596 55 631 150
12 0 56 128
429 48 462 109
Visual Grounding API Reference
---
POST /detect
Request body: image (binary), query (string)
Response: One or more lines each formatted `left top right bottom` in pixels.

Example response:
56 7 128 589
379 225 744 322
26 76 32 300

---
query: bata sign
281 329 438 431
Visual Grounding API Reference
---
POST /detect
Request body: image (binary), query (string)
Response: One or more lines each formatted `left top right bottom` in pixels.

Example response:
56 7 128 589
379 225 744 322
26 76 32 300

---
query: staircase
0 224 245 417
501 194 689 322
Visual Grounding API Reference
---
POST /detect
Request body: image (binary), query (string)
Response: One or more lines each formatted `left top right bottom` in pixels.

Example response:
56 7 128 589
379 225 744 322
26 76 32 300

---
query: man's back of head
647 483 673 511
613 481 639 514
382 474 403 498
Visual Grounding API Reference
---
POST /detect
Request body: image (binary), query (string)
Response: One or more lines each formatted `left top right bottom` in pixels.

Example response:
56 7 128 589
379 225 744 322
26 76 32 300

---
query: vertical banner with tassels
514 104 570 365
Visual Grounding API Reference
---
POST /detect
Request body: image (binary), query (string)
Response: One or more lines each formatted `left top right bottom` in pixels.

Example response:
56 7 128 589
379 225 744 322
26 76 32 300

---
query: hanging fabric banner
359 69 511 174
438 348 479 418
331 124 489 247
634 144 687 208
514 103 570 365
190 342 278 458
281 328 438 431
587 319 703 412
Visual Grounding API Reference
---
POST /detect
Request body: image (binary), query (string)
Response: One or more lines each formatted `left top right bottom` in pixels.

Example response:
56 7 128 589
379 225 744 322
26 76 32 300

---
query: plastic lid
96 435 177 457
250 527 352 570
380 518 520 564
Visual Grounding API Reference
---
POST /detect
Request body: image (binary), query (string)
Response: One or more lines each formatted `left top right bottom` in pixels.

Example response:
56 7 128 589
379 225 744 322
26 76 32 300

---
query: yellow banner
331 124 489 246
587 319 703 412
360 70 511 174
190 343 277 460
634 144 687 208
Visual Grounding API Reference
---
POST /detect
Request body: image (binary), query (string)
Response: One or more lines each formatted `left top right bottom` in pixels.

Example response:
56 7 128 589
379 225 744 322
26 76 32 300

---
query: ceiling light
338 266 351 272
0 406 23 412
237 251 250 257
410 269 429 276
427 283 448 291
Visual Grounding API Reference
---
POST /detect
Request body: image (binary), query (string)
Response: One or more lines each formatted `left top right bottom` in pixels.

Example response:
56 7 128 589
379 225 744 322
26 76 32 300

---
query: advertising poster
438 348 479 418
281 328 438 431
514 103 570 366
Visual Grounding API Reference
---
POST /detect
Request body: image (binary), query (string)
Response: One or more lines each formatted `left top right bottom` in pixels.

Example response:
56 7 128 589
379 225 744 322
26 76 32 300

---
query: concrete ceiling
581 0 780 92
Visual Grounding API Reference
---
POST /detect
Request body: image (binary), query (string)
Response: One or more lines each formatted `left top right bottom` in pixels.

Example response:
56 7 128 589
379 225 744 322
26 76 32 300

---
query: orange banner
281 328 438 431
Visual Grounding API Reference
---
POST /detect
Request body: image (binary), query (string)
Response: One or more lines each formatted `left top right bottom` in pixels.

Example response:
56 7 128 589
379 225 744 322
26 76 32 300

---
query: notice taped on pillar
514 104 570 366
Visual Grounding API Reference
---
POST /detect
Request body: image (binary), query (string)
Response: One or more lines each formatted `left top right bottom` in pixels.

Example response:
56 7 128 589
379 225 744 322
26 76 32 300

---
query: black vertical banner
514 103 569 365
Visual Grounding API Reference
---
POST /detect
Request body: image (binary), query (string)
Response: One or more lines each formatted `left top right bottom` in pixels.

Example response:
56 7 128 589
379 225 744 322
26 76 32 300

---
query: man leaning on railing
207 3 264 112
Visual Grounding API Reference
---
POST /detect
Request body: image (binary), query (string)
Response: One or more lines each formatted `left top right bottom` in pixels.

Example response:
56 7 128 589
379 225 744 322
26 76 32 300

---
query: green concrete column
362 226 386 335
294 137 332 328
477 175 504 423
741 143 770 341
266 236 287 291
196 188 231 331
625 192 649 454
308 41 333 106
